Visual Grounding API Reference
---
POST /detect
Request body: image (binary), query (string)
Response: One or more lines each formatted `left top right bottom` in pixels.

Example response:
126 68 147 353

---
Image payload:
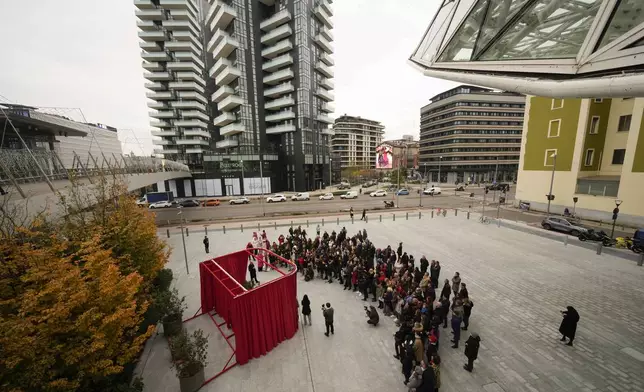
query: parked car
338 183 351 190
149 200 173 209
203 199 221 207
541 217 587 236
486 183 510 192
363 181 377 188
396 188 410 196
370 190 387 197
319 193 334 200
340 191 358 199
455 184 467 191
229 197 250 205
423 187 442 195
291 192 310 201
266 194 287 203
178 199 200 208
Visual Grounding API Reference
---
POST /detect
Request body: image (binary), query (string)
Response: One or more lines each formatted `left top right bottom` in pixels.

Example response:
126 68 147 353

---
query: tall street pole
240 159 245 195
259 156 265 216
396 153 400 208
329 158 332 188
178 210 189 274
546 153 557 217
493 156 499 202
438 156 442 185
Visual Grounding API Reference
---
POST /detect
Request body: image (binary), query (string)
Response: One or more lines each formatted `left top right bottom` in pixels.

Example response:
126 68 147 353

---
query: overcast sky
0 0 457 155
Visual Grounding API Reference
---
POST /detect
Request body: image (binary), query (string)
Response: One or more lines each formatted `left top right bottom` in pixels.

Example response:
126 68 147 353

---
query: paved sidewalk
139 215 644 392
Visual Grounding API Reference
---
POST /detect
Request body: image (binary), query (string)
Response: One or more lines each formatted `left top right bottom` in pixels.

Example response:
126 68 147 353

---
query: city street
138 215 644 392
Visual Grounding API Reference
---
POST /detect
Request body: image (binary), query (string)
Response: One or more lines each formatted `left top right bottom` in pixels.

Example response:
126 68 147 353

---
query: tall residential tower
136 0 335 194
331 115 385 169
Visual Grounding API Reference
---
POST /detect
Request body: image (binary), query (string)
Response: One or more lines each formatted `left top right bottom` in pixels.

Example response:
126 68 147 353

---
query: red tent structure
183 248 298 386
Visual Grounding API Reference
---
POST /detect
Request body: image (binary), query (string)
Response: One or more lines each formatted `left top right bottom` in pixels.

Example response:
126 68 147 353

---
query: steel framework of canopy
409 0 644 97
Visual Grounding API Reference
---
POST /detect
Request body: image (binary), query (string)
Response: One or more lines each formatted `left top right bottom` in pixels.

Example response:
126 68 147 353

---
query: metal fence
0 148 189 198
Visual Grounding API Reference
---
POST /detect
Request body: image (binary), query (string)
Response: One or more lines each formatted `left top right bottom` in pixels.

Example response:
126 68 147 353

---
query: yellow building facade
516 97 644 227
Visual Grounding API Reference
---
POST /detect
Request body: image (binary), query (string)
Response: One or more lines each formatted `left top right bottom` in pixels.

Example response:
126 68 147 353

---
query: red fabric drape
215 252 248 285
231 271 298 365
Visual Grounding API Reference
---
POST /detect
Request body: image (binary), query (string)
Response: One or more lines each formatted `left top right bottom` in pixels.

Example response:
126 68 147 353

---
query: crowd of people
248 225 481 391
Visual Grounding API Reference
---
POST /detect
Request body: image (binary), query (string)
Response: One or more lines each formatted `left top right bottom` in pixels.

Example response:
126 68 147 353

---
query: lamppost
493 156 499 202
329 157 332 188
240 159 245 195
546 152 557 217
259 157 265 216
437 156 442 185
611 199 623 238
177 209 189 274
396 153 401 208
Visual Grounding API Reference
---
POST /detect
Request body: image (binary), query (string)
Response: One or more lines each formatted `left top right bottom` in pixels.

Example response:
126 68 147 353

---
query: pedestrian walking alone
203 235 210 253
361 208 366 221
463 333 481 372
323 302 334 336
301 294 312 325
559 306 580 346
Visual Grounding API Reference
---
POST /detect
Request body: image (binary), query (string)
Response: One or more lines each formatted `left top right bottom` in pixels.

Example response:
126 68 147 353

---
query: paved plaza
138 213 644 392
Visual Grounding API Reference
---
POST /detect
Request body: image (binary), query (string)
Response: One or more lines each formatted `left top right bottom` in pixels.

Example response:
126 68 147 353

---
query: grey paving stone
138 214 644 392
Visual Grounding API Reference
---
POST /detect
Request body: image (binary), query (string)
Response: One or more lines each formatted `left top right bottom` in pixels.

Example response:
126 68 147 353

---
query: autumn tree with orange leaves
0 177 169 391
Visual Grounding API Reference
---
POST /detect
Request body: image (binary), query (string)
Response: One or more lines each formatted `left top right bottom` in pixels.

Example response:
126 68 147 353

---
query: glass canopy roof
411 0 644 75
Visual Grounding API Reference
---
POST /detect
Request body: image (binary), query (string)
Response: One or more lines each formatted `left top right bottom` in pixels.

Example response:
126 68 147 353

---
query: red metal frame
181 248 297 388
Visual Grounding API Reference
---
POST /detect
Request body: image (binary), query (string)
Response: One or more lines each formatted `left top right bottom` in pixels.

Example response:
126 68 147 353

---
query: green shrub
169 329 208 378
154 268 173 292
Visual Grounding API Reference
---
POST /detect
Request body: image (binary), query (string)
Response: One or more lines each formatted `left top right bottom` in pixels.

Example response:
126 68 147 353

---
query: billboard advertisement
375 144 393 169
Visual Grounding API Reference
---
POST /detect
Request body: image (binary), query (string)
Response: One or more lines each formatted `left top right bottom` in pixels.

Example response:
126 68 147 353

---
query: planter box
163 319 183 336
179 365 204 392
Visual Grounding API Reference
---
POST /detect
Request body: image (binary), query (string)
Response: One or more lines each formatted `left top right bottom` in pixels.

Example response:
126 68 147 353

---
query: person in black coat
301 295 312 325
440 279 451 302
417 362 437 392
559 306 580 346
397 242 403 258
248 261 259 285
463 333 481 372
462 298 474 331
420 256 429 274
430 261 441 288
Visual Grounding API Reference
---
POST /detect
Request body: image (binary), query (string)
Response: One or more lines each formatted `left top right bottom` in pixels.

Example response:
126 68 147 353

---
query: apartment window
612 149 626 165
594 98 603 103
548 119 561 138
617 115 632 132
589 116 600 134
584 149 594 166
551 99 564 110
544 149 557 166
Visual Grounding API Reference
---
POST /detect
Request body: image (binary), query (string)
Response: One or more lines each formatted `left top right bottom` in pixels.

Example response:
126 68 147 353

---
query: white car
370 190 387 197
423 187 442 195
229 197 250 205
319 193 334 200
148 200 173 209
266 194 287 203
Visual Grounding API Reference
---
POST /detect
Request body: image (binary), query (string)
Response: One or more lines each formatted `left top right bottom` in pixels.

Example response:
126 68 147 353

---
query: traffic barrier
596 242 602 255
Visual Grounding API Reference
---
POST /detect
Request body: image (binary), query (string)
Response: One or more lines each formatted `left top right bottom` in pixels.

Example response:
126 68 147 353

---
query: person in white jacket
406 365 424 391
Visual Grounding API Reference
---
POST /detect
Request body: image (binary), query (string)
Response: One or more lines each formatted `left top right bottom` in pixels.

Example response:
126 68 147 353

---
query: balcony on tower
319 77 334 90
319 53 334 66
138 30 167 41
151 119 171 128
315 62 333 78
168 81 205 94
216 138 239 149
214 112 237 127
220 122 246 136
260 9 291 31
165 41 200 54
178 91 207 104
176 72 205 85
262 39 293 58
145 82 166 91
137 20 160 31
265 110 295 123
315 88 334 101
135 9 165 21
171 101 206 110
134 0 156 9
175 119 208 128
313 3 333 28
176 138 210 146
265 96 295 111
262 53 293 72
150 110 178 119
183 130 211 138
153 139 173 146
140 42 162 52
313 34 333 54
263 68 294 85
185 147 205 154
159 0 190 9
151 130 179 137
320 26 334 41
320 102 335 113
261 24 292 46
141 51 171 62
166 62 201 73
211 86 235 102
264 82 294 98
320 0 333 16
180 110 209 121
218 95 243 111
146 91 174 100
211 33 240 60
215 65 241 87
209 1 236 31
266 123 296 135
317 114 334 124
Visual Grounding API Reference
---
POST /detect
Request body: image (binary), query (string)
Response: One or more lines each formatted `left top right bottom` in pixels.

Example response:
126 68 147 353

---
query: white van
291 192 310 201
340 191 358 199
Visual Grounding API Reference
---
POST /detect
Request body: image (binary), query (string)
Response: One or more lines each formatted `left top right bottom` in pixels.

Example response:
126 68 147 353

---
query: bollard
322 218 325 226
596 242 602 255
455 209 458 216
564 235 568 246
431 210 434 218
291 221 293 229
337 217 339 225
393 214 396 222
351 217 354 224
204 226 208 235
406 212 408 220
307 220 309 228
638 254 643 266
166 229 170 238
258 223 260 232
186 227 189 237
419 211 421 219
223 225 226 234
467 212 470 220
275 221 277 230
241 224 243 233
497 218 500 228
366 216 368 223
380 215 382 222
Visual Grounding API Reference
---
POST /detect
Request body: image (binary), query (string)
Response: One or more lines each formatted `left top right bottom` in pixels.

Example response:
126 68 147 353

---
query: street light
546 152 557 217
177 209 190 274
438 156 442 185
493 156 499 202
329 157 332 188
611 199 623 238
240 159 245 195
259 157 265 216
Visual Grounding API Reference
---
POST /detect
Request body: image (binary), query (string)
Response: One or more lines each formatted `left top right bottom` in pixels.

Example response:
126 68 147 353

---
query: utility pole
259 156 265 216
438 156 442 185
240 159 245 196
178 209 189 274
546 153 557 217
493 156 499 202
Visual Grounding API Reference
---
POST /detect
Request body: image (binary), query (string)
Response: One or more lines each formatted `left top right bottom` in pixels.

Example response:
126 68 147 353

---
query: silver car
541 217 587 236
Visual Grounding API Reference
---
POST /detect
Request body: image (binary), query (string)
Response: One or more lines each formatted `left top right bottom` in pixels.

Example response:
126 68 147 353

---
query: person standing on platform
203 235 209 253
248 261 259 285
463 333 481 372
301 295 312 326
323 302 334 336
